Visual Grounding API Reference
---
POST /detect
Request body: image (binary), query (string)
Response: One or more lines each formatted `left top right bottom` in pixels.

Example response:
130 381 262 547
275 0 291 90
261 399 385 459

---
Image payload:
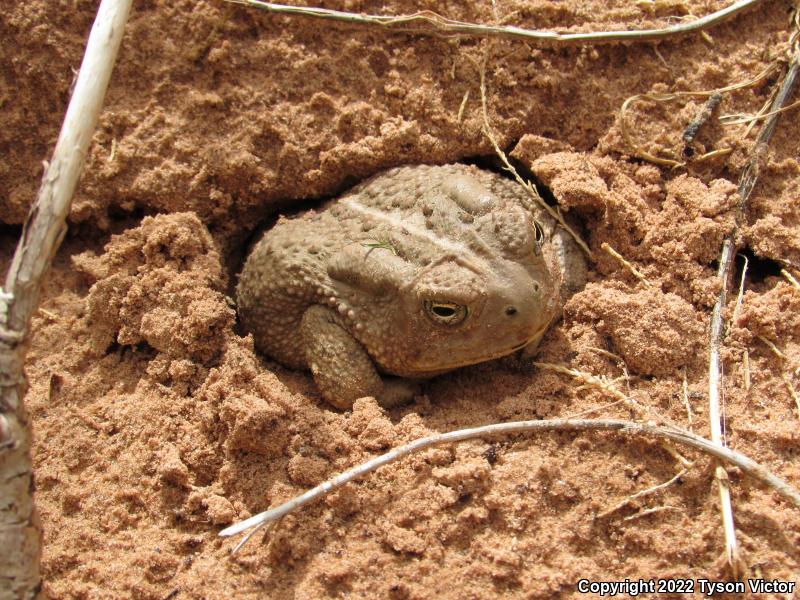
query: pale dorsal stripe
342 198 474 257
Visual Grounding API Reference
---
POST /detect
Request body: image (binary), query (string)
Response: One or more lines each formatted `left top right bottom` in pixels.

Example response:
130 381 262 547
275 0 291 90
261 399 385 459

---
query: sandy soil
2 0 800 597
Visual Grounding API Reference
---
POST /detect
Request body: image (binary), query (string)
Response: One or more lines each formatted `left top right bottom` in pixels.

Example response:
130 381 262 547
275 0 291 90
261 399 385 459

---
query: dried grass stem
227 0 764 45
220 418 800 543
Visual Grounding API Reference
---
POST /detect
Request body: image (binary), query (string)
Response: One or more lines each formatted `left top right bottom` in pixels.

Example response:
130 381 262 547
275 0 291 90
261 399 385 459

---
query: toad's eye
423 300 469 326
533 219 545 254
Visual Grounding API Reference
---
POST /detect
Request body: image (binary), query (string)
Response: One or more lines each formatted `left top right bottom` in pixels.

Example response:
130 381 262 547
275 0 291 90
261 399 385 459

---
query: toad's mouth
406 322 551 375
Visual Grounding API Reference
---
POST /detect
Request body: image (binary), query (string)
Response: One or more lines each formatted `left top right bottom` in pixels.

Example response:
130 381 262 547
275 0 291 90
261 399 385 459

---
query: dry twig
534 362 678 428
0 0 132 595
706 15 800 575
720 97 800 125
758 335 787 360
732 254 749 323
743 349 751 393
683 93 723 146
535 361 690 467
682 367 694 430
587 347 625 363
597 467 689 519
782 373 800 419
755 337 800 418
475 53 592 257
623 505 683 521
456 90 470 123
619 61 780 167
601 242 652 287
227 0 764 45
781 268 800 290
219 418 800 546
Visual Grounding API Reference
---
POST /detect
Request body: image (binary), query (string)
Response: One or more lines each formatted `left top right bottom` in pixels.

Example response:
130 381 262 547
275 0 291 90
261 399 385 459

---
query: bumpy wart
236 164 586 409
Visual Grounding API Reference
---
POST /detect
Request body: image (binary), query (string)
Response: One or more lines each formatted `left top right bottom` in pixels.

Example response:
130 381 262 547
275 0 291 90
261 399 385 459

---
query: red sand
2 0 800 597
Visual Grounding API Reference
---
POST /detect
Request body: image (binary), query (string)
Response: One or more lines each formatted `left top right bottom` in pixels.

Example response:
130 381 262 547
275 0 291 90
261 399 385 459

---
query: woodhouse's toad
237 164 585 409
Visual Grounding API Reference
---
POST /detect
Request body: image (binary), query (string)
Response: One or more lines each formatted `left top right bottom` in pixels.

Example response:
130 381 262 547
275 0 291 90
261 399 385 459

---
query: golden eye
533 219 545 254
423 300 469 326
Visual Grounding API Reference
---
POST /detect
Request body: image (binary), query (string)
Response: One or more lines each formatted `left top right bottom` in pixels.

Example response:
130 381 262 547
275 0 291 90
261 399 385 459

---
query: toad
236 164 586 409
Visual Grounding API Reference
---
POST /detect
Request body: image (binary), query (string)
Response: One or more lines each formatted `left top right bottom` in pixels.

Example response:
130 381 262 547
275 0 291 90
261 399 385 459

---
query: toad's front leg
300 305 418 409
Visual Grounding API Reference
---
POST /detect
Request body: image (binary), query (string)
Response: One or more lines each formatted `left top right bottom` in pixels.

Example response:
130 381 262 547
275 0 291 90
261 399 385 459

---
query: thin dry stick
619 61 781 167
720 97 800 125
587 346 625 363
732 254 749 323
782 373 800 419
758 335 788 360
534 361 680 429
682 367 694 430
683 93 723 146
741 93 777 140
694 147 735 164
623 505 682 521
565 398 626 419
0 0 133 595
756 337 800 418
743 349 751 393
597 467 689 519
707 28 800 576
227 0 763 44
219 418 800 543
535 361 690 468
475 54 592 257
456 90 470 123
732 255 750 395
601 242 652 286
781 268 800 289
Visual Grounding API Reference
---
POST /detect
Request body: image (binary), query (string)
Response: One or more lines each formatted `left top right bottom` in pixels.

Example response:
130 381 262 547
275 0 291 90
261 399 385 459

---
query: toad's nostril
505 306 518 316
